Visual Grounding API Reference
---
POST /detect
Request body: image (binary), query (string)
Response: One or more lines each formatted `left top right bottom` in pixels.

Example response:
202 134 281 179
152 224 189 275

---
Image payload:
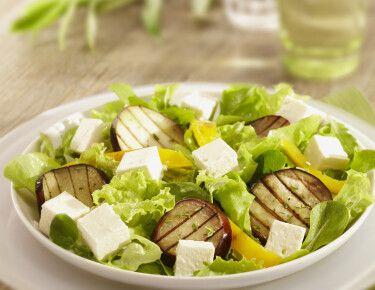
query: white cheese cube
181 91 218 120
303 135 349 171
276 96 325 123
265 220 306 258
39 191 90 237
77 203 131 261
43 112 85 150
70 118 106 153
174 240 215 277
192 138 239 178
115 146 163 180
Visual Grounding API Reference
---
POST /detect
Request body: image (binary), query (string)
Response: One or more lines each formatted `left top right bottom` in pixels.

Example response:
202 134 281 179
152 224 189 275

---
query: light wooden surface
1 0 375 289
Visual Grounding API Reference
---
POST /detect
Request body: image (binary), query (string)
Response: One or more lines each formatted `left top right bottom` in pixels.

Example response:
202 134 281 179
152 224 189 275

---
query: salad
4 83 375 277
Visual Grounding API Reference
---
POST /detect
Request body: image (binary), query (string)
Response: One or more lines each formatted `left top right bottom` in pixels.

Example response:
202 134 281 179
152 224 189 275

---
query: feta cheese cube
174 240 215 277
304 135 349 171
181 91 218 120
115 146 163 180
77 203 131 261
192 138 239 178
39 191 90 237
43 112 85 150
70 118 106 153
265 220 306 258
276 96 325 123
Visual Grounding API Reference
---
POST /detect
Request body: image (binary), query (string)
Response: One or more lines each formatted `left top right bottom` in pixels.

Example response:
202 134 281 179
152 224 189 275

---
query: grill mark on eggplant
272 174 311 226
53 171 62 194
67 167 77 198
42 176 51 201
117 133 130 150
118 117 146 148
155 205 206 243
275 170 312 208
267 117 290 132
261 178 309 227
139 106 179 142
257 116 279 136
128 107 172 148
250 214 269 243
127 109 164 148
204 225 224 242
293 169 331 203
164 212 218 252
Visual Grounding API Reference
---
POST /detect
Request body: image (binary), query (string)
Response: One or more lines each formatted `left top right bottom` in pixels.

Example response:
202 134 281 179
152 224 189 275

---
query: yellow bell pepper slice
230 220 282 268
105 148 192 168
191 120 217 147
282 139 345 194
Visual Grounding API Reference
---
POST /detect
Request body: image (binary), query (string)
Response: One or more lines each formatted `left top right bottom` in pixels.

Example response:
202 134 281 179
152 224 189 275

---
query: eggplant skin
35 164 108 216
151 198 231 267
110 119 121 152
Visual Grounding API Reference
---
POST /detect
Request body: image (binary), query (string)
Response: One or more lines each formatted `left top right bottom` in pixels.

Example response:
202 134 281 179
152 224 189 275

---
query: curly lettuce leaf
163 182 212 202
334 169 375 224
54 126 78 165
196 171 254 235
78 143 119 178
194 257 262 276
92 170 175 237
220 83 304 123
217 122 256 150
4 152 60 194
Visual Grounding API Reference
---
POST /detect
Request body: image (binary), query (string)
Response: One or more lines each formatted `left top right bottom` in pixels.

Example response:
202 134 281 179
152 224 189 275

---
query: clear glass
223 0 278 31
278 0 368 80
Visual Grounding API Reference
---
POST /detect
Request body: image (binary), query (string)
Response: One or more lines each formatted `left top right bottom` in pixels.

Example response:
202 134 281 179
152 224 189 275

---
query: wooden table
1 1 375 289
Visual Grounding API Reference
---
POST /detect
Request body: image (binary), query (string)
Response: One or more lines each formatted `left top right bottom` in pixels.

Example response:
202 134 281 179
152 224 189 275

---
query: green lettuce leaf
220 83 304 123
217 122 257 150
236 145 258 184
54 126 78 165
163 182 212 202
215 115 245 126
319 117 359 160
4 152 60 193
281 249 310 264
92 170 175 237
39 132 55 160
137 260 173 275
111 234 162 271
249 150 287 185
78 143 119 178
196 171 254 235
334 169 375 224
302 201 349 252
194 257 262 276
350 150 375 173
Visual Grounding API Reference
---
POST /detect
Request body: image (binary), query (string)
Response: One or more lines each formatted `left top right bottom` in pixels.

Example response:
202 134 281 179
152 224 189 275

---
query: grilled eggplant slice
35 164 108 214
249 115 290 138
249 168 332 243
151 198 231 266
111 106 185 151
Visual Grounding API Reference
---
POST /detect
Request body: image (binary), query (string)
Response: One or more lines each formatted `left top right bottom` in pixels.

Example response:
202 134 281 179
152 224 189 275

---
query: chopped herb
272 209 276 212
192 222 198 230
286 215 292 223
169 138 175 143
284 203 288 209
79 186 84 190
165 219 173 223
302 194 306 200
175 213 190 218
177 233 182 239
291 185 299 190
205 226 214 237
253 225 260 231
294 205 309 210
194 206 202 212
304 217 310 220
153 133 159 141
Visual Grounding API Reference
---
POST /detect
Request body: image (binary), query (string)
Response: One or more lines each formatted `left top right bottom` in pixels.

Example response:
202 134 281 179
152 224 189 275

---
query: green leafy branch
10 0 213 51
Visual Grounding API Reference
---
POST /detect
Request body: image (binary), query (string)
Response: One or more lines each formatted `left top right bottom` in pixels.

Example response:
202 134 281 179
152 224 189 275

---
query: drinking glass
278 0 368 80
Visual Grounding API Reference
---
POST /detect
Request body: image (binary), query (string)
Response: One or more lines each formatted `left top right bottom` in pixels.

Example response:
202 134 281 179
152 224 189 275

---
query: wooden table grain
1 0 375 289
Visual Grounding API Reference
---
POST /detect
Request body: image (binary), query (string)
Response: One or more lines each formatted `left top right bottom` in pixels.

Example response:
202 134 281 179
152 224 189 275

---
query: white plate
2 83 375 290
